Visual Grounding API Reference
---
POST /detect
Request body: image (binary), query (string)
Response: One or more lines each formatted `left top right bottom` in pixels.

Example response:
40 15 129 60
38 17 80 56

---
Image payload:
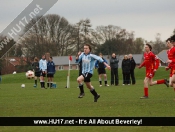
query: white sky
0 0 175 41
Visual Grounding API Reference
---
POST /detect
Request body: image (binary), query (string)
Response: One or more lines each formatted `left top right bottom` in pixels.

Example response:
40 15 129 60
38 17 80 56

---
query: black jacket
110 57 119 68
129 57 136 70
122 59 131 74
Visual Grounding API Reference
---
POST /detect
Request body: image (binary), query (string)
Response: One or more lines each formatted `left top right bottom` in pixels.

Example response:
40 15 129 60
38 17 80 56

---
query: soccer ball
26 70 34 79
21 84 25 88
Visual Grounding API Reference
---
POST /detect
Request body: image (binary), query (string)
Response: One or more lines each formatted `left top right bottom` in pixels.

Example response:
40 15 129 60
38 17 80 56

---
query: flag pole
66 56 72 88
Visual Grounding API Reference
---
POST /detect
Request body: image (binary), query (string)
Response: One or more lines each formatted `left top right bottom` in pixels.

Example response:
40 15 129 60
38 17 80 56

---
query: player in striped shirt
76 44 110 102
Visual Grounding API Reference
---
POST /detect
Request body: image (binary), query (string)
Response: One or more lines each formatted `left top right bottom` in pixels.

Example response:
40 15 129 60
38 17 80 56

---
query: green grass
0 67 175 132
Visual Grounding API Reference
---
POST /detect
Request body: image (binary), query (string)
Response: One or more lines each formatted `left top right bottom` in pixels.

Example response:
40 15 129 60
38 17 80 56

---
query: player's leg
77 75 85 98
40 71 44 88
104 73 109 86
50 75 53 88
47 75 50 88
99 74 102 87
140 77 149 99
149 75 169 87
111 69 114 85
85 82 100 102
34 76 37 87
171 74 175 92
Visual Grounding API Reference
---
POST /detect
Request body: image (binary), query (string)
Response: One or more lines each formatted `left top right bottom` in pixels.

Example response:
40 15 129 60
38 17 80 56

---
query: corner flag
69 56 72 61
66 56 72 88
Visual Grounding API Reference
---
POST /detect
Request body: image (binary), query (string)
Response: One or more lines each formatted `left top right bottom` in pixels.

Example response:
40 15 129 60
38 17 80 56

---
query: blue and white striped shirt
77 53 104 74
39 59 47 71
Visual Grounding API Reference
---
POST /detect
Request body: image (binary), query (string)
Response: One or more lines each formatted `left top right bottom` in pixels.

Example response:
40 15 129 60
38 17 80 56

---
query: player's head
84 44 91 54
34 57 38 62
128 54 132 59
145 44 152 52
99 53 103 58
42 54 46 60
111 53 116 58
49 56 53 61
166 38 173 48
124 55 128 60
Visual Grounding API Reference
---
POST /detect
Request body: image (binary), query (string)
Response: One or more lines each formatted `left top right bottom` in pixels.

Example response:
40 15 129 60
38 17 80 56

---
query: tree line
0 14 173 73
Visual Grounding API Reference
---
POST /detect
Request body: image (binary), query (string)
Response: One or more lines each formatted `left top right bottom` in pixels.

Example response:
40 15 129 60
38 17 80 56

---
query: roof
5 57 27 66
53 54 143 68
157 50 167 63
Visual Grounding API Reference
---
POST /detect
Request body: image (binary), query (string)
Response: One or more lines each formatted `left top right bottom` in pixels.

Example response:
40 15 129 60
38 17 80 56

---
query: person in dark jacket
95 53 109 87
110 53 119 86
128 54 136 85
32 57 40 87
47 56 55 88
122 55 131 85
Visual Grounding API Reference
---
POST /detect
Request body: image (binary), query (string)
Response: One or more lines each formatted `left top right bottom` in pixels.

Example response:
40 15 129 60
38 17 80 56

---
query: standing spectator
47 57 55 88
138 44 169 99
32 57 40 87
128 54 136 85
122 55 131 85
95 53 109 87
76 44 111 102
39 54 47 89
110 53 119 86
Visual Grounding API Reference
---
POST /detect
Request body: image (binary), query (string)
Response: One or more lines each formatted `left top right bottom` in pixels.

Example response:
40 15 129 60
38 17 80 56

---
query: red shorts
146 69 155 78
170 66 175 77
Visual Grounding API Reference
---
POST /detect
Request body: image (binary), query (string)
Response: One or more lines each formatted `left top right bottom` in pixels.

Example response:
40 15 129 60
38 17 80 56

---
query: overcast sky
0 0 175 41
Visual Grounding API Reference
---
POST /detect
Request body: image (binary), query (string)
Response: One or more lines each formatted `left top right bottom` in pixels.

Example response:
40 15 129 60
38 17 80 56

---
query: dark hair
170 35 175 42
99 53 103 56
166 38 171 42
49 56 53 60
84 44 92 52
34 57 38 62
146 44 152 51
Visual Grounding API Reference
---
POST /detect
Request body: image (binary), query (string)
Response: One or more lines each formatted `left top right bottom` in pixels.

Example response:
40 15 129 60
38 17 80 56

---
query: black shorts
35 72 40 77
40 71 46 77
98 68 106 74
47 74 54 78
82 73 92 82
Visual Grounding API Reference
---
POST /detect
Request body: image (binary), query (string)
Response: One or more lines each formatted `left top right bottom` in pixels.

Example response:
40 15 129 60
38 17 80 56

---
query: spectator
32 57 40 87
122 55 131 85
110 53 119 86
128 54 136 85
47 56 55 88
39 54 47 89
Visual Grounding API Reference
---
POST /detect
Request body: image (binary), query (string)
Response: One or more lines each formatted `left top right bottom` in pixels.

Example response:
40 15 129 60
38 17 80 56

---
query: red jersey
167 46 175 68
140 51 159 70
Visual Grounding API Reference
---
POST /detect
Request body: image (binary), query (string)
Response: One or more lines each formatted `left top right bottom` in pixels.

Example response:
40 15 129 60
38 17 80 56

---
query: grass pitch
0 68 175 132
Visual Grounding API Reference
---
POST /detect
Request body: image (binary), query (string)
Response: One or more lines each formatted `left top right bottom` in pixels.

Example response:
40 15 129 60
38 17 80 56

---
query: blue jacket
47 61 55 74
95 58 108 68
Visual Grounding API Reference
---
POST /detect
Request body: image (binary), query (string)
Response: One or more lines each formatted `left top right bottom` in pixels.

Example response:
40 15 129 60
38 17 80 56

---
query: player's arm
76 52 83 63
91 54 110 70
138 60 145 69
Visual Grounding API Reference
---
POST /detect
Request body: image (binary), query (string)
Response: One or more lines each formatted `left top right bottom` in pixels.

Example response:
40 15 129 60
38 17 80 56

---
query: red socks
157 80 165 84
144 87 148 97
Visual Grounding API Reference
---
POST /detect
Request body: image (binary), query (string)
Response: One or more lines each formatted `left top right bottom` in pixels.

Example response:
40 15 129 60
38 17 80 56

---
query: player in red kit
166 36 175 96
138 44 169 99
